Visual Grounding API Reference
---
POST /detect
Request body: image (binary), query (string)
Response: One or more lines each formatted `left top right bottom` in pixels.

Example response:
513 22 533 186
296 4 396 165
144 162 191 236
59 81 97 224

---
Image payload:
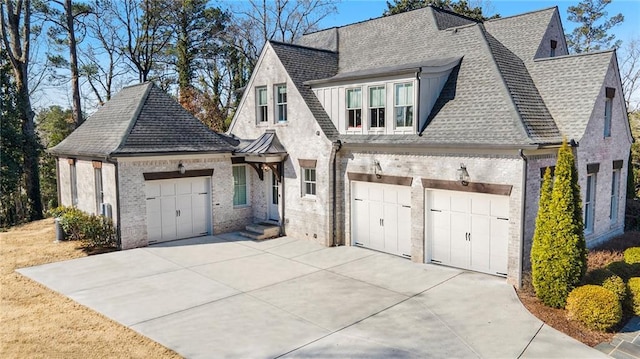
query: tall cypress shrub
531 139 587 308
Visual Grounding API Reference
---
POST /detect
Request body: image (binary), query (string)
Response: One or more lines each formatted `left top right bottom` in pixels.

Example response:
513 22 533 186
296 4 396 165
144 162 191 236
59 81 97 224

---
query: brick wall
340 148 525 284
117 155 253 249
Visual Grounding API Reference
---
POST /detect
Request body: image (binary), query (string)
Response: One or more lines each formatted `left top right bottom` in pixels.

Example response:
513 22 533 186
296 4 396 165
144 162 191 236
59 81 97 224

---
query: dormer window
550 40 557 57
394 83 413 128
369 86 385 128
604 87 614 137
346 88 362 128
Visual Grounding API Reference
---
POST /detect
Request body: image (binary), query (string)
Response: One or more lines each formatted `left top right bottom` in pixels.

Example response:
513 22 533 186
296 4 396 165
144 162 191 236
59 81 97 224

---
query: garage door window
233 165 248 206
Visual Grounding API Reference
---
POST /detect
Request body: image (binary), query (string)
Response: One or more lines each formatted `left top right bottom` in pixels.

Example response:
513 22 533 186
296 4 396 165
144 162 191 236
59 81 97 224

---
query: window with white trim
611 168 620 224
257 86 268 123
346 88 362 128
70 159 78 206
232 165 248 206
303 168 316 196
276 84 287 122
369 86 385 128
585 173 597 233
394 82 413 127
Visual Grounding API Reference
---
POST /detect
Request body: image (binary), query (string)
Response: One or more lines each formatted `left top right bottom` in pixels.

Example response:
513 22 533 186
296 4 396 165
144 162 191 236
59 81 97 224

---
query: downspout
331 139 343 246
106 156 122 249
280 160 286 236
518 149 528 289
415 71 421 132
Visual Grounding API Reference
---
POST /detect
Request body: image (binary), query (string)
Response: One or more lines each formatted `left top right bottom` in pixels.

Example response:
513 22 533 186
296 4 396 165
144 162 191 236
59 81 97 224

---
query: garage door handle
430 209 441 212
497 217 509 221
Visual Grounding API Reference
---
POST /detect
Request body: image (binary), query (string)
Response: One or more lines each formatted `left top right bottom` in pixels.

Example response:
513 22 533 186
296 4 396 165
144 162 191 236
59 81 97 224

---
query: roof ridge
534 48 615 62
430 4 481 24
268 40 337 54
113 82 153 155
485 6 556 23
482 28 560 143
475 25 527 141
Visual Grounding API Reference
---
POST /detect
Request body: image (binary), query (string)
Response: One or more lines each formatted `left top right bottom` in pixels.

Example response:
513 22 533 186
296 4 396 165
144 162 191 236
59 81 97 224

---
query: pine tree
531 139 587 308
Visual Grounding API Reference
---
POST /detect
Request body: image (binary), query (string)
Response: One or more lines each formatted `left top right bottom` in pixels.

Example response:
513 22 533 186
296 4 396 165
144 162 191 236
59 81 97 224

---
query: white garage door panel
427 189 509 276
352 181 412 258
145 177 211 244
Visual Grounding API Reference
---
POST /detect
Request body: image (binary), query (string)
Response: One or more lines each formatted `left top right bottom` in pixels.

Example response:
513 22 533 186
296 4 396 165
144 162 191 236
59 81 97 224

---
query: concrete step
240 223 280 241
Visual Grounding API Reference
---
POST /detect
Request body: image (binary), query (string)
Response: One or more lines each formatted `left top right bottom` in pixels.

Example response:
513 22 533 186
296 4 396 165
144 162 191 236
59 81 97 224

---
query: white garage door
145 177 211 244
352 181 412 258
427 189 509 276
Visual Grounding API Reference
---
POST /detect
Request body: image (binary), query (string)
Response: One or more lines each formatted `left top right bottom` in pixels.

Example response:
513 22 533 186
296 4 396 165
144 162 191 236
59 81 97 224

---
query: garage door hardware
465 233 471 241
402 205 411 208
175 210 181 216
379 218 384 226
355 242 363 246
497 217 509 221
402 254 411 258
431 259 442 263
430 209 441 212
354 198 363 201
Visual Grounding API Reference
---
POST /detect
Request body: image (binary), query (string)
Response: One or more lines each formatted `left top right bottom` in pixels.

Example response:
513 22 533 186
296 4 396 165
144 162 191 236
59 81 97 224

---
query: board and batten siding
311 69 450 135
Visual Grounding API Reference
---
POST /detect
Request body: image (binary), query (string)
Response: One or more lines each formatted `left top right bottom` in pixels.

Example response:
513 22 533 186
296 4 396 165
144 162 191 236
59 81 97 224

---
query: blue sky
322 0 639 44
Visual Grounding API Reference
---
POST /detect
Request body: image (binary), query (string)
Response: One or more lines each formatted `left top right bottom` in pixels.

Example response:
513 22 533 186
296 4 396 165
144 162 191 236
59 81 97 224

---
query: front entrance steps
239 222 281 240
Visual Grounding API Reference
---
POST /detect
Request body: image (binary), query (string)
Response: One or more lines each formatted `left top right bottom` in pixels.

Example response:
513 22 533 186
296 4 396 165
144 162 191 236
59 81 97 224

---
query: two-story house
52 5 631 286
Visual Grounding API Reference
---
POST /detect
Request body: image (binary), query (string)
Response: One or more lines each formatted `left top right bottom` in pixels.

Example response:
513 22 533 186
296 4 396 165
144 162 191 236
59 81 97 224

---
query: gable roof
50 82 236 158
529 50 614 141
484 7 558 63
269 41 339 139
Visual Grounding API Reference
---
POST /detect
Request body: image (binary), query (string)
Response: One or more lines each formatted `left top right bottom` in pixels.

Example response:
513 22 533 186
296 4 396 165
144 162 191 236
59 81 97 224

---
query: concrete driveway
19 234 607 359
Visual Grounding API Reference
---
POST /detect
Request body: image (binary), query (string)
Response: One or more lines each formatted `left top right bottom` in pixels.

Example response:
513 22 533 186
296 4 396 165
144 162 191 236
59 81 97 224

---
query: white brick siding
117 155 253 249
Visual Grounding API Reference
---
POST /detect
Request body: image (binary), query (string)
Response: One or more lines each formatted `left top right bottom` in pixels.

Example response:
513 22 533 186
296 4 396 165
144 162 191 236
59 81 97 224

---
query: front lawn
0 218 181 358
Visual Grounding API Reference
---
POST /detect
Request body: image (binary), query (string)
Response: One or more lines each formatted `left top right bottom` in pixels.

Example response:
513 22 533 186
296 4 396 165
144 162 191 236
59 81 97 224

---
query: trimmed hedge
566 285 622 331
50 206 116 248
628 278 640 316
583 268 626 302
625 247 640 264
607 261 640 281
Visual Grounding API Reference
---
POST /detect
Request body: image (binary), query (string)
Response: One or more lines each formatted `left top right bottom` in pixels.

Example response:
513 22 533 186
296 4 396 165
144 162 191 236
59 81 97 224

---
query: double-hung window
303 168 316 196
394 83 413 127
232 165 248 206
346 88 362 128
257 87 268 123
276 84 287 122
604 87 614 137
585 172 597 233
369 86 385 128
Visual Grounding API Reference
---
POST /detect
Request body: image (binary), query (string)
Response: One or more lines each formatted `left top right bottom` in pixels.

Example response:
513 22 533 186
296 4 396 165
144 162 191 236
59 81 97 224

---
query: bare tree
0 0 43 220
230 0 339 65
620 37 640 112
79 0 129 105
112 0 172 83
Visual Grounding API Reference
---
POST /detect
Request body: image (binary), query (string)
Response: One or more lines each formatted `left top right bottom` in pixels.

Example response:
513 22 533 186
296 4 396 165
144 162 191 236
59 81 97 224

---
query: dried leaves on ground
0 218 181 358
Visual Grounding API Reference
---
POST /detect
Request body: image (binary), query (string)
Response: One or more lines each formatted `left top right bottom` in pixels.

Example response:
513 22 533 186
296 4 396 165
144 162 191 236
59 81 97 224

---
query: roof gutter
340 141 542 151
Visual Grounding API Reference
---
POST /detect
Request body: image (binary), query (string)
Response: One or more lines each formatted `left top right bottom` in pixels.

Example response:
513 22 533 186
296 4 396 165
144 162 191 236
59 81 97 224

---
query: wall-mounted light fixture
178 162 186 175
261 163 271 172
457 163 470 186
373 160 382 179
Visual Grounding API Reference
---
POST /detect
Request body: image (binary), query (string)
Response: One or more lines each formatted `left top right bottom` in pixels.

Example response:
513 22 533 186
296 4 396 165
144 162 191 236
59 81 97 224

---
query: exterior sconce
261 163 271 172
457 163 470 186
178 163 186 175
373 160 382 179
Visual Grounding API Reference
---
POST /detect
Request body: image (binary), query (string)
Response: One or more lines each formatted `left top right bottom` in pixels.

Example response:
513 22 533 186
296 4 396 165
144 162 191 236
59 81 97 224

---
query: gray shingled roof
50 82 236 157
484 7 557 63
269 41 339 139
529 50 614 142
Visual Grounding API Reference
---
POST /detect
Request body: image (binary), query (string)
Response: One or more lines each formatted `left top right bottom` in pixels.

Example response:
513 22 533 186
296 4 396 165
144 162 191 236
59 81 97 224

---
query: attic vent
550 40 557 57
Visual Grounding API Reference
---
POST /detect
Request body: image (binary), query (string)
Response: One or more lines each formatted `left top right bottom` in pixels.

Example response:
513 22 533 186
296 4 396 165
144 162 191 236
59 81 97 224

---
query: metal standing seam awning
232 129 288 181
